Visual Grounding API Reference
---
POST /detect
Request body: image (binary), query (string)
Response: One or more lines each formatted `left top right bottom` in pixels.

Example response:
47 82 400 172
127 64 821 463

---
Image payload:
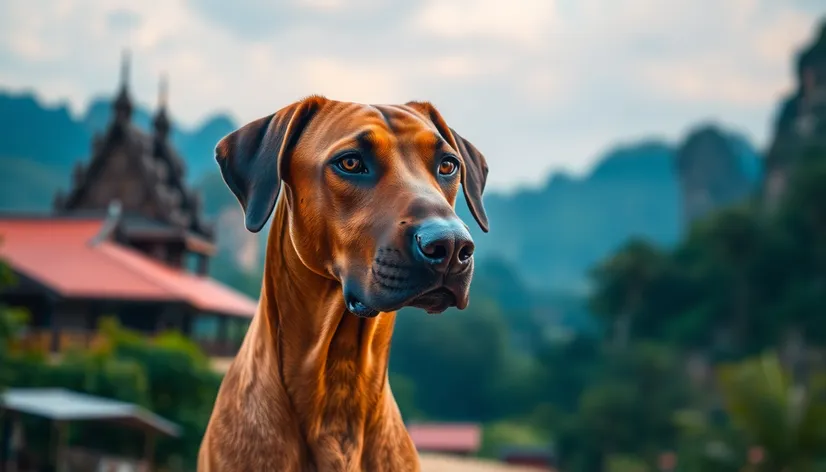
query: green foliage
716 352 826 470
391 295 511 421
477 421 549 459
589 238 670 346
0 254 27 390
589 145 826 358
548 342 694 469
2 317 221 469
98 321 222 464
606 455 650 472
578 145 826 469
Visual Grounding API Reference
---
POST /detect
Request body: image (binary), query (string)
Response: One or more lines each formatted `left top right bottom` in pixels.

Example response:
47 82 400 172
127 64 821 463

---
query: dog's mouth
345 287 458 318
345 296 380 318
407 287 457 314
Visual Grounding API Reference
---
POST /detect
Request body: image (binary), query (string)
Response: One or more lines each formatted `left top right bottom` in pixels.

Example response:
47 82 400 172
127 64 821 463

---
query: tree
3 317 221 469
532 333 600 412
390 296 511 421
770 145 826 347
716 352 826 471
718 353 826 471
682 204 764 355
94 318 223 466
553 343 694 470
590 238 669 349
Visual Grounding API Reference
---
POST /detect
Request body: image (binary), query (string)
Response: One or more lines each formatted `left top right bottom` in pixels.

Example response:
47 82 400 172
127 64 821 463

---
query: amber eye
335 154 367 174
438 157 459 176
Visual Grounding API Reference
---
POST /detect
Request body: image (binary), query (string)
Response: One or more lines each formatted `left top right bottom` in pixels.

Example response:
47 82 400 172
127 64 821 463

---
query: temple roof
54 52 212 242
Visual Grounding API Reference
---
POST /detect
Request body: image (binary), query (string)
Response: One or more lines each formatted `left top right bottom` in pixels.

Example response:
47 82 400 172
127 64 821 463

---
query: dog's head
216 96 488 317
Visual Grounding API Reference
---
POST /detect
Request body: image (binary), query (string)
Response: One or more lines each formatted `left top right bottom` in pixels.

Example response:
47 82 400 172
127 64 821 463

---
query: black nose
413 218 475 274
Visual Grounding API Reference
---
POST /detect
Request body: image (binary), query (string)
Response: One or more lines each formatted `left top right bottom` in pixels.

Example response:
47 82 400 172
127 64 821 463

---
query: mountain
0 93 92 172
457 134 761 291
453 141 679 291
0 88 763 293
0 91 235 183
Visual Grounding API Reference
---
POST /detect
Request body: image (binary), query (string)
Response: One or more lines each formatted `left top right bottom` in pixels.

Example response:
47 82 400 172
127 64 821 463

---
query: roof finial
88 199 123 247
153 73 171 139
120 49 131 91
114 49 133 123
158 72 168 109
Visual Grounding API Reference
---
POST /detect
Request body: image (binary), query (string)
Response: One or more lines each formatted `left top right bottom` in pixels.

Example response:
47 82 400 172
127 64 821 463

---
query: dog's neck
234 199 411 470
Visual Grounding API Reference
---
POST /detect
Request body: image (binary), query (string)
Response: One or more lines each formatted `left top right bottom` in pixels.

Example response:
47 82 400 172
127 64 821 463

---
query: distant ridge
0 88 763 290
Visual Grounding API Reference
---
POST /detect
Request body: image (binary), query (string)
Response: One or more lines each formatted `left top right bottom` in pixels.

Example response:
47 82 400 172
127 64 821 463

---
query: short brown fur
198 97 489 471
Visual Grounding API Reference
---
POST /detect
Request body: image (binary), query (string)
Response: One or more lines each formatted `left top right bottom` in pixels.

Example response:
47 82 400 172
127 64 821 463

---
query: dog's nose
413 218 475 273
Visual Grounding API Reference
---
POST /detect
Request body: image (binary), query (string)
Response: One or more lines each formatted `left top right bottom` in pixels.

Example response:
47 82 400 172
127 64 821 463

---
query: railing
196 339 243 357
13 329 102 353
14 329 242 358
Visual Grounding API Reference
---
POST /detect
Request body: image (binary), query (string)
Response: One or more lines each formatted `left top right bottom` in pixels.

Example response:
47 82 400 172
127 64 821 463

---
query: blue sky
1 0 824 191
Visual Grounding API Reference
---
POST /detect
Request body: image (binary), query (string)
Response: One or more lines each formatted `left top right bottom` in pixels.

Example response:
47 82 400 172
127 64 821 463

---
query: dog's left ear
215 97 324 233
405 101 490 233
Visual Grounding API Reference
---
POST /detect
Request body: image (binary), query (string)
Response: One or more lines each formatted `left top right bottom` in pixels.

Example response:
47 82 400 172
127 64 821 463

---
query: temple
0 52 256 358
53 53 215 274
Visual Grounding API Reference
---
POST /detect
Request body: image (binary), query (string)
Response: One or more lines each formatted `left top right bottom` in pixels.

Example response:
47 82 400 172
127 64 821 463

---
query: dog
198 96 489 472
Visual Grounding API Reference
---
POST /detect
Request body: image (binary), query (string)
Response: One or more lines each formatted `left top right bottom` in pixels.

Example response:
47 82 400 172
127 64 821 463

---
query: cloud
297 58 406 103
410 0 558 48
0 0 824 190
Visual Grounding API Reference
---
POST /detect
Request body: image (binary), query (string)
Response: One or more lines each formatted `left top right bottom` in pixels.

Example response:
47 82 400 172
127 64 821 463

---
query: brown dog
198 96 489 472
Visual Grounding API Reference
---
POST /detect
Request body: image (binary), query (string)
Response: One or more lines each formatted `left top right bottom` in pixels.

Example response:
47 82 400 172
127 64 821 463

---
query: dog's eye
438 157 459 176
335 155 367 174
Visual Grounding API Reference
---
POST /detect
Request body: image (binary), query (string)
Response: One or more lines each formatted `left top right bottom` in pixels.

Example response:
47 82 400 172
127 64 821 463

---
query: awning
0 388 180 437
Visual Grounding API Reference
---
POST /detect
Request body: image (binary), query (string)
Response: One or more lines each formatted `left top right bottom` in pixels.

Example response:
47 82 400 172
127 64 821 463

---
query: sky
0 0 824 191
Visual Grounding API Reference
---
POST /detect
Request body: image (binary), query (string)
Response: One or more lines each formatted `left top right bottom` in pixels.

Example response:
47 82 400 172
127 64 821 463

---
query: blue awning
0 388 180 437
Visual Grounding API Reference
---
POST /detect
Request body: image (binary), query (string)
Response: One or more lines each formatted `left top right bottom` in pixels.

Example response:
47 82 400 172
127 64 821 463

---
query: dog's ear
215 97 324 233
405 101 490 233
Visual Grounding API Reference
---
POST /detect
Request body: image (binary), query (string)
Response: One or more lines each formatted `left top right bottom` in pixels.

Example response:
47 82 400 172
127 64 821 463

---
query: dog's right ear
215 97 324 233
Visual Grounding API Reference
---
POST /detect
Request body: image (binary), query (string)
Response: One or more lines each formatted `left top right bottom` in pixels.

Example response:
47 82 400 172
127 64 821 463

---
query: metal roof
407 422 482 453
0 217 257 317
0 388 180 437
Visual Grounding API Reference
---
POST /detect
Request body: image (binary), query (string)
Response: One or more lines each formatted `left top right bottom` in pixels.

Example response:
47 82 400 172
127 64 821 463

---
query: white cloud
297 58 406 104
0 0 824 190
411 0 558 48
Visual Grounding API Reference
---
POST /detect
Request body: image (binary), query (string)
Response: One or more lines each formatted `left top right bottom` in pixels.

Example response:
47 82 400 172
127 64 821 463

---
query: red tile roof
408 422 482 453
0 218 257 318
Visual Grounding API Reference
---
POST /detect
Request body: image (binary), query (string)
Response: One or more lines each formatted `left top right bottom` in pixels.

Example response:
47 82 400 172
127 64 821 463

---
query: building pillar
217 316 229 356
46 297 59 353
0 410 10 472
197 254 209 276
143 430 157 472
86 302 101 347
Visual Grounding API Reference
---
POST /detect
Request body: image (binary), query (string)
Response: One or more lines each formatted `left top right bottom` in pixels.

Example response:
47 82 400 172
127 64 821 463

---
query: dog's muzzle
345 217 475 318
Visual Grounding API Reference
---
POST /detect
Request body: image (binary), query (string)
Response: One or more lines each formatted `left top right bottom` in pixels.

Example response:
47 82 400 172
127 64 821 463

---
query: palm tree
716 352 826 471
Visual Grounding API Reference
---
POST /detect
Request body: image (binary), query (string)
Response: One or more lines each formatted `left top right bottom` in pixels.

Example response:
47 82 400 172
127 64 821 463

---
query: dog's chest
309 358 371 463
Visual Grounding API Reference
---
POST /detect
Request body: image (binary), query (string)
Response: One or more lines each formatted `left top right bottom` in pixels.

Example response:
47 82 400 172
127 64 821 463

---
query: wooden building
407 422 482 457
0 54 256 357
